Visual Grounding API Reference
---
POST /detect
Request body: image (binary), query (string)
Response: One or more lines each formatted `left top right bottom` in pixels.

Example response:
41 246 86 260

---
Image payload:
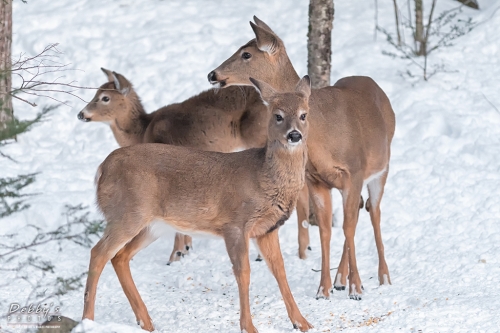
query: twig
311 267 337 272
482 93 500 115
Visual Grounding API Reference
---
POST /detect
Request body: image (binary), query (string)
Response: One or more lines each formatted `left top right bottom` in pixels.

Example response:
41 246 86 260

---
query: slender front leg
341 180 364 300
184 235 193 252
256 230 313 332
224 232 256 333
167 232 186 264
309 182 333 299
296 183 311 259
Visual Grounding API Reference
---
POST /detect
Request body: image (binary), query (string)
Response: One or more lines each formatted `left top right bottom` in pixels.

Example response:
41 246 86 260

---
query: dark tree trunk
307 0 334 226
456 0 479 9
307 0 334 90
414 0 425 56
0 0 13 130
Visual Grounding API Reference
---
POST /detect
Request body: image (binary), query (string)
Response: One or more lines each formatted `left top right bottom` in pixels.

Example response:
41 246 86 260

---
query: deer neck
260 140 307 215
268 52 301 92
110 92 150 147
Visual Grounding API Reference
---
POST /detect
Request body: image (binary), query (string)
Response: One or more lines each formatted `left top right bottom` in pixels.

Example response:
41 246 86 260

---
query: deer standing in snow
82 76 314 333
78 68 269 263
208 17 396 300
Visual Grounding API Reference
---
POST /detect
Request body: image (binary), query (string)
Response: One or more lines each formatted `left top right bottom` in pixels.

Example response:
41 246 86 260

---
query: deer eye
102 96 110 102
275 114 283 122
300 113 307 121
242 52 252 60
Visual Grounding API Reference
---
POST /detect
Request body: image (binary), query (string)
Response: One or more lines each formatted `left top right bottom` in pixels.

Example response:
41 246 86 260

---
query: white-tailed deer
78 68 269 263
208 17 396 300
82 76 314 333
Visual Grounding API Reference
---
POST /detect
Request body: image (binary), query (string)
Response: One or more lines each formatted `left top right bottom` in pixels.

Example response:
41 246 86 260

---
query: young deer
78 68 268 263
82 76 313 333
208 17 396 300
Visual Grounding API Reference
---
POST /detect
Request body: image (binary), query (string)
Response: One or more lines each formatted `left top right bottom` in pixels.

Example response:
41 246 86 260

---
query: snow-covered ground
2 0 500 332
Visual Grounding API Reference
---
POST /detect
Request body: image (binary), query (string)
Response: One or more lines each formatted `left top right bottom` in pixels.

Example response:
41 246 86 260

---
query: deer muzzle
287 130 302 144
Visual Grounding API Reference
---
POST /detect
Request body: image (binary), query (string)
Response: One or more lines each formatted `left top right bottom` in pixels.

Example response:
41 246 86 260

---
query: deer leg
367 169 391 286
296 183 311 259
82 226 143 322
111 228 158 331
309 183 333 299
224 233 256 333
256 229 313 332
333 241 348 291
184 235 193 252
341 181 364 300
167 233 185 265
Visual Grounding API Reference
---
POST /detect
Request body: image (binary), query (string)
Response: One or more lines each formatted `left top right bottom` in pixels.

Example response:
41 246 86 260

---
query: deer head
77 68 137 123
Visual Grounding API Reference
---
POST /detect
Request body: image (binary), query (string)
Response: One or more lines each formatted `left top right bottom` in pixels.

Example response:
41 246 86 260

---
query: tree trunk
456 0 479 9
307 0 334 226
0 0 13 130
392 0 402 46
414 0 425 56
307 0 334 90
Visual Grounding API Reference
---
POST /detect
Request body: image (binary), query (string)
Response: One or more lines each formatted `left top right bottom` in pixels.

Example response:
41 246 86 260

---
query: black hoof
255 257 263 262
166 261 171 266
176 251 183 257
349 295 362 301
293 324 298 329
185 245 190 251
334 285 346 291
307 246 312 251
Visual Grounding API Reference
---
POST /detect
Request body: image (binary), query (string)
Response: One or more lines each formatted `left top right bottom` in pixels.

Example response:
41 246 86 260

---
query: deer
77 68 269 264
82 76 314 333
208 16 396 300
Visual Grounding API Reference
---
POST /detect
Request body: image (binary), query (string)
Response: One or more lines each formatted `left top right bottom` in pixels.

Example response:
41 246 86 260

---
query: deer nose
77 111 85 121
287 130 302 143
207 71 217 83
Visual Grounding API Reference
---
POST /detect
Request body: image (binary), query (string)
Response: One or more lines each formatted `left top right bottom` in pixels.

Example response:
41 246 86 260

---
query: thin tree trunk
0 0 13 130
456 0 479 9
307 0 334 226
392 0 402 46
414 0 425 56
307 0 334 90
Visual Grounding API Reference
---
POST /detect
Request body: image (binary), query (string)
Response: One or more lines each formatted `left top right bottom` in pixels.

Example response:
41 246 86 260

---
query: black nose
77 111 85 120
207 71 217 83
287 130 302 143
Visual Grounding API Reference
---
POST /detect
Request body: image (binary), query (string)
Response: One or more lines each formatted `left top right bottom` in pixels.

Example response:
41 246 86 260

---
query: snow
2 0 500 332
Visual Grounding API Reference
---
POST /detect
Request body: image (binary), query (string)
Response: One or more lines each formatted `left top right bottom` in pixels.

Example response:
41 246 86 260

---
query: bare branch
8 43 96 108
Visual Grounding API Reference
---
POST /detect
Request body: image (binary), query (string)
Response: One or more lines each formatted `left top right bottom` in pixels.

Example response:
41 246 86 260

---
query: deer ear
295 75 311 99
111 72 131 95
250 21 280 55
250 77 276 104
253 16 276 34
101 68 114 82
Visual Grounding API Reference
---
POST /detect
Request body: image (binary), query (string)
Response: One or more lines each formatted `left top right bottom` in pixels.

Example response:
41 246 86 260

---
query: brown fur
78 68 268 263
209 16 396 299
82 77 314 332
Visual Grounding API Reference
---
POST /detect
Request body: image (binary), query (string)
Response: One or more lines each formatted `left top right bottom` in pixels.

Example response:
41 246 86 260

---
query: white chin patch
287 139 301 146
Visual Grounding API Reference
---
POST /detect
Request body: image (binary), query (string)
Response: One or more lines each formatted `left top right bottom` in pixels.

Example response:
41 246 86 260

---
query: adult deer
78 68 268 263
208 17 395 300
82 76 314 333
